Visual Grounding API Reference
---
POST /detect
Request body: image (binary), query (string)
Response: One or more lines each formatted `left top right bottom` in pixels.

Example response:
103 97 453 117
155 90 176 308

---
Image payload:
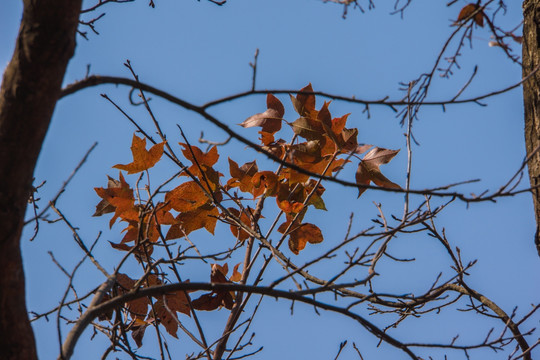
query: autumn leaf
228 208 252 241
226 159 258 194
251 171 279 196
116 273 149 320
165 181 209 212
121 217 162 243
180 143 219 168
290 83 316 117
318 101 339 145
162 288 192 317
240 93 284 133
165 205 220 239
93 175 122 217
290 141 323 164
456 3 484 27
179 144 222 190
279 222 323 255
109 241 133 252
291 116 324 141
113 134 165 174
304 180 326 211
192 264 235 311
128 318 150 347
94 172 138 227
356 147 401 197
230 263 242 282
331 113 349 135
259 131 275 146
153 299 179 338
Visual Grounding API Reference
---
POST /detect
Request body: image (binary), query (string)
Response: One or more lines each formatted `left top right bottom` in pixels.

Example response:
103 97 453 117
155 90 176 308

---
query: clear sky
1 1 538 359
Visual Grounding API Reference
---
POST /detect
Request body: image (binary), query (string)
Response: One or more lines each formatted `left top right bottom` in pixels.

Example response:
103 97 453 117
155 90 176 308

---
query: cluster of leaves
92 84 400 346
98 264 241 345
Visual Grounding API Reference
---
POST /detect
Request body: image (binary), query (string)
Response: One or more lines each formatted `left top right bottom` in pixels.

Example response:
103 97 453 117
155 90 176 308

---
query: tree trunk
523 0 540 257
0 1 82 359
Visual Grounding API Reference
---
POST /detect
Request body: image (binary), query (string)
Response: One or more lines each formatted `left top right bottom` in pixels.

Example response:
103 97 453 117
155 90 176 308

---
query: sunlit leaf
165 205 220 239
165 181 209 212
113 134 165 174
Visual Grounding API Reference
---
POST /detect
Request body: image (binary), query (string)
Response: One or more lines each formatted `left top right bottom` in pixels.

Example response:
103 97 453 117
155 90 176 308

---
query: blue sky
1 1 538 359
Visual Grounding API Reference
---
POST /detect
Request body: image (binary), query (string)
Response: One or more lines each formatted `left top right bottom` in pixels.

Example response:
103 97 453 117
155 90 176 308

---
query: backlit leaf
165 181 209 212
165 205 220 239
94 172 137 227
180 143 219 168
113 134 165 174
230 263 242 282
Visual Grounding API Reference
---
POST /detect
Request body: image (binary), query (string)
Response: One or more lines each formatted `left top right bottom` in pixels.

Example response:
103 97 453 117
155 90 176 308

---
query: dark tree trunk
523 0 540 257
0 1 82 359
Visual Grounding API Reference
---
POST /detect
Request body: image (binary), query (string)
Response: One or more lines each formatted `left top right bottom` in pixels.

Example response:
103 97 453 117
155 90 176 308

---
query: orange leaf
230 263 242 282
331 113 349 135
251 171 279 196
228 208 252 241
259 131 275 146
165 181 209 212
165 205 220 239
226 158 258 194
94 172 137 227
113 134 165 174
287 223 324 255
318 101 338 145
180 143 219 168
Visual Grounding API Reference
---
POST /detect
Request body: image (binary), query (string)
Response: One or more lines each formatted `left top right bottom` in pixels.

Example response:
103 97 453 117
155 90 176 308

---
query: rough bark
0 1 82 359
523 0 540 257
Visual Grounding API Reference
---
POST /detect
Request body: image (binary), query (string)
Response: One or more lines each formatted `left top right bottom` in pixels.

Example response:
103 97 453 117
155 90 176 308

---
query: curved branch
61 282 419 360
448 283 532 360
59 75 532 202
61 71 533 110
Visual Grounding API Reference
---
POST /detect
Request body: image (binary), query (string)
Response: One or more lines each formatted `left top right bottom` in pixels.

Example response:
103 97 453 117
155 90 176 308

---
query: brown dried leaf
356 147 401 197
240 94 284 133
290 83 316 117
291 117 324 141
457 3 484 27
